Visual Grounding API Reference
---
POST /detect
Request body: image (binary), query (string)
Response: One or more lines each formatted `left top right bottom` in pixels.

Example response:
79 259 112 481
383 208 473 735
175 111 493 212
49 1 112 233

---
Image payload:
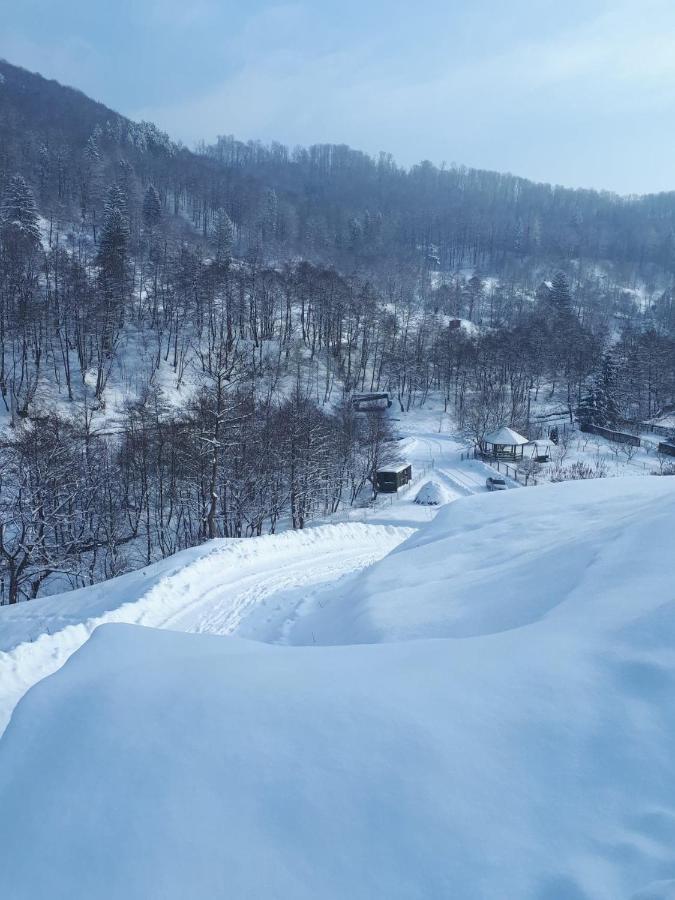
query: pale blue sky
2 0 675 194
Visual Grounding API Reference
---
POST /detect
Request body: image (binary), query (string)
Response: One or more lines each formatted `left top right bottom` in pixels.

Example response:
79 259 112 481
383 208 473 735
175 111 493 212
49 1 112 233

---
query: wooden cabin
376 463 412 493
352 392 393 412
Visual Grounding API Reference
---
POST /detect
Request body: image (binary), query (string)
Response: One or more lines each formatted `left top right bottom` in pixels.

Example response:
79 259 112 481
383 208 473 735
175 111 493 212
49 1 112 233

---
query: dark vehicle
486 476 507 491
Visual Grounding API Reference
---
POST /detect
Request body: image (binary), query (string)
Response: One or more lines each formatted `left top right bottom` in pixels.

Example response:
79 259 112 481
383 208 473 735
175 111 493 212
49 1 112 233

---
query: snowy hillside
2 476 675 899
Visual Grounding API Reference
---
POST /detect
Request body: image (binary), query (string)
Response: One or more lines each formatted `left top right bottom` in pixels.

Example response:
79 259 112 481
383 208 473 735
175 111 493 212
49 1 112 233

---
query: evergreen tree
465 273 484 322
212 208 234 264
576 384 600 429
97 204 129 288
142 185 162 230
84 134 100 165
597 350 622 428
549 271 572 310
104 183 128 223
0 174 41 256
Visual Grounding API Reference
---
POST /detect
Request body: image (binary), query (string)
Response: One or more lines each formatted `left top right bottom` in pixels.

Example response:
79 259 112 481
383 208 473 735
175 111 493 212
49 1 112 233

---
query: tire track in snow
0 524 412 737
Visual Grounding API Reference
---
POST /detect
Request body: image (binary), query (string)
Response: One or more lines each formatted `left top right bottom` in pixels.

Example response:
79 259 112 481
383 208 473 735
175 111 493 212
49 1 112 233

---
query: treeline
4 58 675 282
0 385 394 604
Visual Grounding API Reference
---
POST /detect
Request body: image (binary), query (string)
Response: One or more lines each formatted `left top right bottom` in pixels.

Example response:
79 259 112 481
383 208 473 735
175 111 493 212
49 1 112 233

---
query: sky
1 0 675 194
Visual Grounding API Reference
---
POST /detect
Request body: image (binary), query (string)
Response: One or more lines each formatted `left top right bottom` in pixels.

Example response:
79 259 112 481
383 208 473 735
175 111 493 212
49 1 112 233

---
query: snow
0 523 411 736
483 425 530 445
645 413 675 429
377 461 411 474
288 475 675 646
2 407 675 897
413 479 453 505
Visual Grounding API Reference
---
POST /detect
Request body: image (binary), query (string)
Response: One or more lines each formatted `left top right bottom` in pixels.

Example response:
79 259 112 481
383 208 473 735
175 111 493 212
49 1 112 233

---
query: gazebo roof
483 426 529 446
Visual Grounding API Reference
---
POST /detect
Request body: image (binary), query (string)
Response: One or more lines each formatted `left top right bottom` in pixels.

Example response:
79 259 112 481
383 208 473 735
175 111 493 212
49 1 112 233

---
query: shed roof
483 426 529 446
377 462 411 474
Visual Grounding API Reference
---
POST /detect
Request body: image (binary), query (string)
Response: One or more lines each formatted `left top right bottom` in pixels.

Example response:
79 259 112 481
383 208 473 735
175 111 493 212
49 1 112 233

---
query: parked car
486 476 507 491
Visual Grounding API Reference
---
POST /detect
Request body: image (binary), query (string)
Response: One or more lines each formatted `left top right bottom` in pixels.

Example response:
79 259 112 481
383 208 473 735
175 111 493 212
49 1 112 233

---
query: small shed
376 463 412 493
352 392 392 412
479 427 529 461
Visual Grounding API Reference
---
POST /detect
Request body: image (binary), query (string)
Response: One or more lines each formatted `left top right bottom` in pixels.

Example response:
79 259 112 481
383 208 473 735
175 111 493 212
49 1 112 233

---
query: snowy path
399 431 520 497
0 523 411 736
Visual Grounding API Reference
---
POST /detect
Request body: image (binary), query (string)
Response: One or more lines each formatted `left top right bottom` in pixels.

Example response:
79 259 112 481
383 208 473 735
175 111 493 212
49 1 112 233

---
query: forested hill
1 57 674 605
3 57 675 279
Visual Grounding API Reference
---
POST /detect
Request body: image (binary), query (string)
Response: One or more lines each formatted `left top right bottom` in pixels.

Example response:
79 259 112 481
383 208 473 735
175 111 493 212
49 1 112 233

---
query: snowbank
289 476 675 646
413 479 453 505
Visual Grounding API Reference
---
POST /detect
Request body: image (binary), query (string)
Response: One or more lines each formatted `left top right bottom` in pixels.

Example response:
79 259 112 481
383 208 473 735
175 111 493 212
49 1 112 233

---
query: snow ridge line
0 523 412 737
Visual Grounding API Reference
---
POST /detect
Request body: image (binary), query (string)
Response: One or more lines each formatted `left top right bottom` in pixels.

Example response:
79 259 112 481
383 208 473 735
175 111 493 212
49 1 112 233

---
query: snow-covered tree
142 185 162 230
212 208 234 263
104 183 129 224
0 175 41 256
596 350 622 428
97 204 129 276
576 384 601 429
549 271 572 310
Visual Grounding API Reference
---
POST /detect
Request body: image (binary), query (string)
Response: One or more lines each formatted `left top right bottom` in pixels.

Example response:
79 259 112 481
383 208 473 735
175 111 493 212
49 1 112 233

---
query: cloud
6 0 675 191
139 4 675 151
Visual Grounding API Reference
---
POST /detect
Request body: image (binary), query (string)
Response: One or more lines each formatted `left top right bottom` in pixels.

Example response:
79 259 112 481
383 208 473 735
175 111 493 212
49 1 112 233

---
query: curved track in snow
0 524 412 736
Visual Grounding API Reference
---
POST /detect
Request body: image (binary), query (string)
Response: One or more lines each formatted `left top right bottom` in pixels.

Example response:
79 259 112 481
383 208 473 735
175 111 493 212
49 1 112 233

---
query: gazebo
478 426 530 461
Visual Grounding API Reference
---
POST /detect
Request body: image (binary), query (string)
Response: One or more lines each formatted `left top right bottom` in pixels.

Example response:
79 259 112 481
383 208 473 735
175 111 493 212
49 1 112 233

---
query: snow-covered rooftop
483 426 529 446
377 462 411 474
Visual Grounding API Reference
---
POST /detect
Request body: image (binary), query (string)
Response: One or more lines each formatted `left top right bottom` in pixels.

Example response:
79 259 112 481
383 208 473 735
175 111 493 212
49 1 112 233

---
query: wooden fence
581 424 641 446
658 442 675 458
528 421 570 441
644 423 675 439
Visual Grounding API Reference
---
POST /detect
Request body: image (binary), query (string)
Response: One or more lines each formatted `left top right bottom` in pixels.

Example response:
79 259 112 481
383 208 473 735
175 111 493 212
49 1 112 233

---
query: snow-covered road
0 523 412 736
397 430 519 497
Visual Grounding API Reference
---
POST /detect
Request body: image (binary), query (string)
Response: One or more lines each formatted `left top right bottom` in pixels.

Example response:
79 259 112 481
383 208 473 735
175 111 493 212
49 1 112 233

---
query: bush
550 460 607 482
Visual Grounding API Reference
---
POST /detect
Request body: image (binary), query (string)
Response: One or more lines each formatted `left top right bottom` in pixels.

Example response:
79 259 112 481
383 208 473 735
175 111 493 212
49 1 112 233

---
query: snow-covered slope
287 476 675 646
0 523 411 735
1 477 675 899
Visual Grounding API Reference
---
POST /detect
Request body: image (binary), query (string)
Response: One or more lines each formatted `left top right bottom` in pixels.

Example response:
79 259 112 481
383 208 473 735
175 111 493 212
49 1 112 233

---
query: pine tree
84 134 100 165
0 174 41 256
465 273 484 321
549 271 572 310
212 209 234 264
97 205 129 287
576 384 600 429
104 183 128 223
142 185 162 230
597 350 622 428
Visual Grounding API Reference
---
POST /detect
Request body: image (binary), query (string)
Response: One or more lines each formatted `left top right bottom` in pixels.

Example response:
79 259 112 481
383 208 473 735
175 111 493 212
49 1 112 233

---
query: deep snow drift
288 475 675 646
2 477 675 899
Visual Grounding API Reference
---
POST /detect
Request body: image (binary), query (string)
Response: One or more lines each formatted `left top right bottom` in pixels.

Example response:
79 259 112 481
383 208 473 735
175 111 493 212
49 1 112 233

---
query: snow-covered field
2 471 675 898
